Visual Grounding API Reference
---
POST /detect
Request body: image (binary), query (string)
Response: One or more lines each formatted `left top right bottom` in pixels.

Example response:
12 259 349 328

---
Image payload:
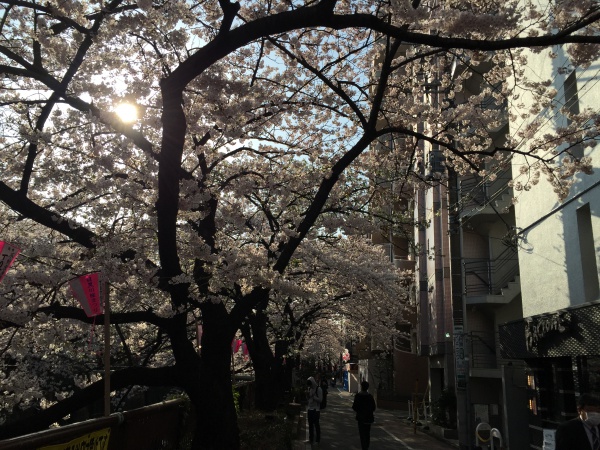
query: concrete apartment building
367 4 599 448
367 42 521 447
411 52 524 448
497 42 600 449
413 46 600 449
415 41 600 450
400 28 600 450
367 171 429 407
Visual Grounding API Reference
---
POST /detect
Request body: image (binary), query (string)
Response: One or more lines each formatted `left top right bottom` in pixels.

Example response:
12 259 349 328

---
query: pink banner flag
69 272 105 317
0 241 20 283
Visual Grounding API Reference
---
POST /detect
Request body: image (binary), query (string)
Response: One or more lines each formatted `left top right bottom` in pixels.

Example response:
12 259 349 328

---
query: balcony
394 257 416 271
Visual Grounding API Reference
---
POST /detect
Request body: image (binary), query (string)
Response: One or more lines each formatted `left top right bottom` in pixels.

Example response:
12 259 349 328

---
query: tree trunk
241 310 286 411
190 302 239 450
250 340 289 411
274 340 293 394
190 363 238 450
253 358 280 411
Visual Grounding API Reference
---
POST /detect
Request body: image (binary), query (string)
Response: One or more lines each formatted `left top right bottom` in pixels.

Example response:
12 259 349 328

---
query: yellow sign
38 428 111 450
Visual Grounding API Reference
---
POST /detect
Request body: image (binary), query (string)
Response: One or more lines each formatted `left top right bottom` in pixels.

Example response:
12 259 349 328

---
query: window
564 72 580 117
564 72 583 160
577 203 599 302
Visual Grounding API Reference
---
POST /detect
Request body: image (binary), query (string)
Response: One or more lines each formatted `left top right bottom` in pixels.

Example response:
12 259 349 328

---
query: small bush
238 410 295 450
431 389 457 429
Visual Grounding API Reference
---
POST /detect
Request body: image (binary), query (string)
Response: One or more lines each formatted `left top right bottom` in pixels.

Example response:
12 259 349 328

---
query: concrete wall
511 46 600 317
393 350 429 398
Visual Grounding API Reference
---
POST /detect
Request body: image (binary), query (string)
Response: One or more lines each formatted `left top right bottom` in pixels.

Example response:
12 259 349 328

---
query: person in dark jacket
352 381 377 450
556 393 600 450
306 376 323 446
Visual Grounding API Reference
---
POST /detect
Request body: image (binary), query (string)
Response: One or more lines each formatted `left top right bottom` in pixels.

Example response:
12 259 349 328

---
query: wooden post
413 379 419 434
103 282 110 417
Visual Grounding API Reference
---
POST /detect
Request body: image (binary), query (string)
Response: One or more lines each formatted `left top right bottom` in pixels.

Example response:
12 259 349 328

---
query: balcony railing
459 164 512 213
469 330 498 369
463 246 519 296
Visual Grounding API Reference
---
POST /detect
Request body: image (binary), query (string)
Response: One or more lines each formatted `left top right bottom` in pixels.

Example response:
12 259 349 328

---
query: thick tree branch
0 182 97 248
273 132 375 273
218 0 241 36
36 305 169 328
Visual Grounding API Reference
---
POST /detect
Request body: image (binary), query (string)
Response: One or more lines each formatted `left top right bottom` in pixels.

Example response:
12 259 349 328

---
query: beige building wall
510 47 600 317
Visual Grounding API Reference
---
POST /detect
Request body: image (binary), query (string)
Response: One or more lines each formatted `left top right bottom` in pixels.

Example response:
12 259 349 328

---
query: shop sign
525 312 571 352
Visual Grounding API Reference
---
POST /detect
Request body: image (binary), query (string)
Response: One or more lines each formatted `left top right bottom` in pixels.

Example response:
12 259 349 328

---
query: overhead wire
446 49 600 224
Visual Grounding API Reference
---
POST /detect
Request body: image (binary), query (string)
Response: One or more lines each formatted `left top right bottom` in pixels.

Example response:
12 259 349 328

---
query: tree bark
242 325 272 410
241 308 285 412
191 302 239 449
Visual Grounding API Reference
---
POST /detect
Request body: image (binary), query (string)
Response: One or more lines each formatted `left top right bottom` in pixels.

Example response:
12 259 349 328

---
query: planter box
286 403 302 417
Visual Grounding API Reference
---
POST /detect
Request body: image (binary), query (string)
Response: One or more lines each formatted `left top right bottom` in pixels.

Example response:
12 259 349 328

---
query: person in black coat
352 381 377 450
556 393 600 450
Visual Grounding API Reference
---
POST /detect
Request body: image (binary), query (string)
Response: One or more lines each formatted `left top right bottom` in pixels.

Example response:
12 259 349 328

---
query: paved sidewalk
302 387 458 450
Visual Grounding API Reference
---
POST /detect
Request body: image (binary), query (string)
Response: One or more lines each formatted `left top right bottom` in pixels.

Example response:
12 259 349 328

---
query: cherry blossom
0 1 598 448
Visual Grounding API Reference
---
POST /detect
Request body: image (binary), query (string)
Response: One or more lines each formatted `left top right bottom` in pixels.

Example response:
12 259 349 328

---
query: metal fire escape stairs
460 167 521 305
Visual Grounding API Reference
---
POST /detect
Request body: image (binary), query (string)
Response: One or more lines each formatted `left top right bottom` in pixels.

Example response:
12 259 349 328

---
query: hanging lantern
0 241 20 283
69 272 105 317
342 348 350 362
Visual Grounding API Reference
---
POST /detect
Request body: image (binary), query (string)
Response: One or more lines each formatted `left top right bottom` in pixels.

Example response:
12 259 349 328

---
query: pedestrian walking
306 376 323 447
352 380 376 450
556 393 600 450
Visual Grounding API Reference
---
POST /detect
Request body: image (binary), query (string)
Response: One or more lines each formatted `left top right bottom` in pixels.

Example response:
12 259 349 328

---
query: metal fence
407 397 431 425
0 399 188 450
459 164 512 213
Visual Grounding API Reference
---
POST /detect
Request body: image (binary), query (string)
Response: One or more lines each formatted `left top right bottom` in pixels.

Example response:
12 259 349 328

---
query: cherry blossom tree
240 236 409 410
0 0 599 448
